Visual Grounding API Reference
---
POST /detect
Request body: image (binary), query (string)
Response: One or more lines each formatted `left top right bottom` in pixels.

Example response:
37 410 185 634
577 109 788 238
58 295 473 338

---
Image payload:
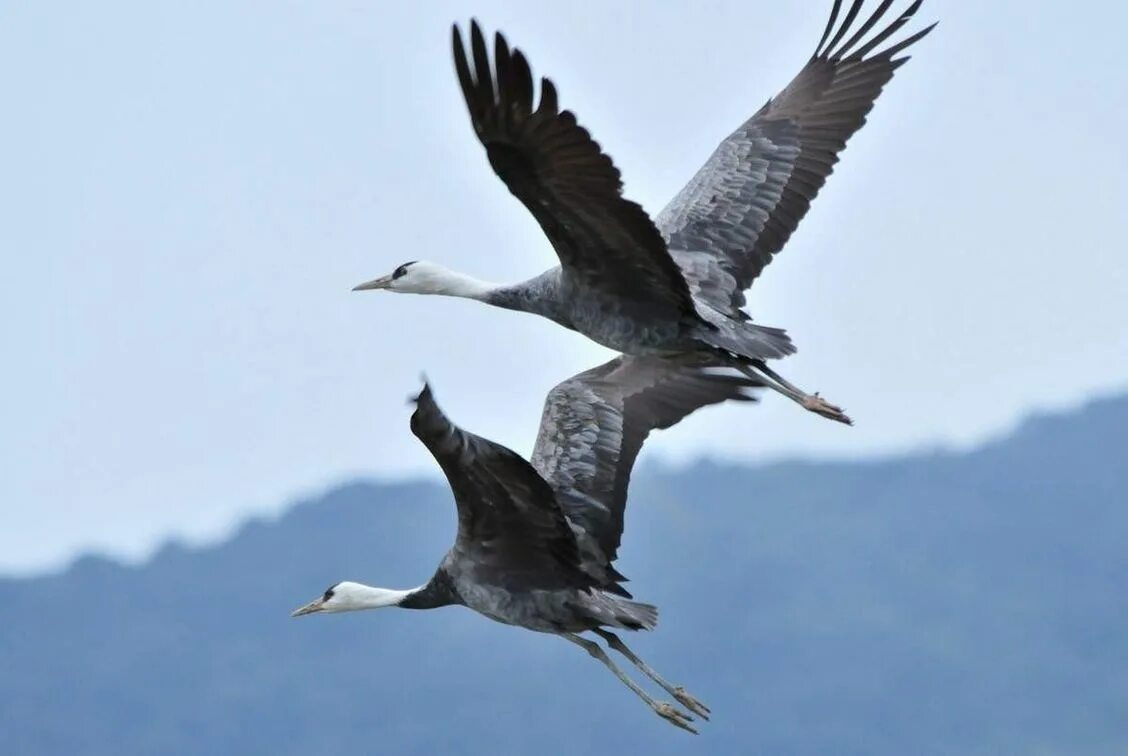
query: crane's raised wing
452 22 697 321
657 0 935 316
410 383 612 594
530 357 762 568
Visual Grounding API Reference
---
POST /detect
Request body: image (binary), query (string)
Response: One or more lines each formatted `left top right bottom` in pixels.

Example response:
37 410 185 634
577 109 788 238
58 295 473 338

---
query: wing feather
530 357 762 568
452 21 697 318
410 384 604 593
656 1 935 316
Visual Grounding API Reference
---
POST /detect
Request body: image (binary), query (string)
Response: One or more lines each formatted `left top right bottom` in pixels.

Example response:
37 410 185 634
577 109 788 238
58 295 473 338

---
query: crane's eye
393 261 418 279
322 586 336 601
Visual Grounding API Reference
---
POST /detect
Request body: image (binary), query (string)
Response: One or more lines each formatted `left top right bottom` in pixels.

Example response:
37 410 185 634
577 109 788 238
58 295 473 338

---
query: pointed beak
352 274 393 292
291 597 326 618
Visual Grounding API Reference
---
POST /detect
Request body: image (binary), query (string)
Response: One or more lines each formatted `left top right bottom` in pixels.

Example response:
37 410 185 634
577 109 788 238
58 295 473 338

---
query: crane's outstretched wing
656 0 936 316
452 22 697 321
530 357 762 567
410 383 615 594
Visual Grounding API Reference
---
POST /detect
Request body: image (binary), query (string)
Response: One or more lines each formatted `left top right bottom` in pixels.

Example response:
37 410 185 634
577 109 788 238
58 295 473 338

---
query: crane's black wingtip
452 20 470 40
408 375 433 407
408 378 453 442
708 373 766 401
903 0 926 18
469 18 486 47
737 387 763 403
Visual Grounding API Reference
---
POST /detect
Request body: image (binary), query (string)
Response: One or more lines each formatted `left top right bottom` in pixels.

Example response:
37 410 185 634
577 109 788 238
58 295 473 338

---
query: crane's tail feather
702 321 796 362
610 597 658 631
756 323 796 358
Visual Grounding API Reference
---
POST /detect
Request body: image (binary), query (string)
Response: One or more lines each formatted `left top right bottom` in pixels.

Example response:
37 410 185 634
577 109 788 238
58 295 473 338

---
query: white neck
334 582 422 611
424 268 497 300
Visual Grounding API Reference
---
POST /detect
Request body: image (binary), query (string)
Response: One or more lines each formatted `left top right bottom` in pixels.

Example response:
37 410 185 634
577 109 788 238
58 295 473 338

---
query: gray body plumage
444 1 935 417
403 356 761 635
433 562 656 634
485 270 696 356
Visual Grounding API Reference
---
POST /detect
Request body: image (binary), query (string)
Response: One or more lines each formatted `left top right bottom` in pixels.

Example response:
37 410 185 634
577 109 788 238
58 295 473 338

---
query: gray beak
291 597 326 618
352 274 394 291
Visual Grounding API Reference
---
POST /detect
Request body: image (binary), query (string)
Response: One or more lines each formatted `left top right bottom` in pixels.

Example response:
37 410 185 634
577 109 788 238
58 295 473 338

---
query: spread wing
656 0 936 316
529 356 762 566
410 383 601 592
452 21 697 320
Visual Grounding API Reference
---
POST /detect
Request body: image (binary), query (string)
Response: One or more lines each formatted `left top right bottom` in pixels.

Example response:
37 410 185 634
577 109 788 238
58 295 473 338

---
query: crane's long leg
592 629 711 720
561 633 697 734
738 360 852 426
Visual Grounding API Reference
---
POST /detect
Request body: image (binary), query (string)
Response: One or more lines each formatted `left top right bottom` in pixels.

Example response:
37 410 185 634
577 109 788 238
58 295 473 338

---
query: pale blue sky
3 1 1126 573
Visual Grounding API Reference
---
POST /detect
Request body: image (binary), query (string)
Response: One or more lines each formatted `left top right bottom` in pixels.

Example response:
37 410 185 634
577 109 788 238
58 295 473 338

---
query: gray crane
291 357 763 732
354 0 935 427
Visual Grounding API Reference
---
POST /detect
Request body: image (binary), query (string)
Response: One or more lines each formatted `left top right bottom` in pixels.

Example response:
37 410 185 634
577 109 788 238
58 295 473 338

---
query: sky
3 1 1127 574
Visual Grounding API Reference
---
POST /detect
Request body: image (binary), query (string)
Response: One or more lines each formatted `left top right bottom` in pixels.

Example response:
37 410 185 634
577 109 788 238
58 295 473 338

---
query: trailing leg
737 360 852 425
593 629 710 720
560 633 697 734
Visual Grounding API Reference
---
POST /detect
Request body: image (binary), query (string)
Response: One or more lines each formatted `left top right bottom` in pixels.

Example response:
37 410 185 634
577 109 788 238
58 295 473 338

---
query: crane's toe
654 702 698 734
802 392 853 426
673 686 711 720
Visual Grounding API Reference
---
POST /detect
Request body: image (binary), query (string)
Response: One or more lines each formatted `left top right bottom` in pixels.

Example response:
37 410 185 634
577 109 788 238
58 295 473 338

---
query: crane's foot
672 686 711 720
802 393 853 426
653 702 698 734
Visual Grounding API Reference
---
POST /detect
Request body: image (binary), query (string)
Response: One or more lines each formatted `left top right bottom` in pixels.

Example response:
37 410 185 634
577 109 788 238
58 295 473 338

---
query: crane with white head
292 356 764 732
354 0 936 427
